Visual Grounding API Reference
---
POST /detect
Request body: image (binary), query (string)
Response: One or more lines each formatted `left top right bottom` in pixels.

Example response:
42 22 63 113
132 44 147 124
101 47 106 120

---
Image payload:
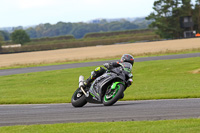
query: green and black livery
71 62 133 107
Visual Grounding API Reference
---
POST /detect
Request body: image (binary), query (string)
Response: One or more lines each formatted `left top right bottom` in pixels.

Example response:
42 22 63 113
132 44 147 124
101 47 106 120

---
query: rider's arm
104 61 121 69
110 62 121 67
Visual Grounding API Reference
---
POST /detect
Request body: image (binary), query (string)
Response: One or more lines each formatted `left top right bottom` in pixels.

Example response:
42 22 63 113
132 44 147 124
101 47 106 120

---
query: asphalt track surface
1 52 200 76
0 99 200 126
0 53 200 127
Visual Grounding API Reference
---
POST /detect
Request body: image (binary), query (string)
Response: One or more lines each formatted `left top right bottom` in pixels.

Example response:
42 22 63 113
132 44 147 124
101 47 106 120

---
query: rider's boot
82 67 105 90
82 76 94 90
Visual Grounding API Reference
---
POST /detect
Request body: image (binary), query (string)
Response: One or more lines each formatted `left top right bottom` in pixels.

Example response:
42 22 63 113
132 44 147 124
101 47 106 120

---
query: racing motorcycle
71 63 133 107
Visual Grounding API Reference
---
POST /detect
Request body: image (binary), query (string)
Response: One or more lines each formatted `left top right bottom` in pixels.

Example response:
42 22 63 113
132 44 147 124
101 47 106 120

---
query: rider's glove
103 63 110 69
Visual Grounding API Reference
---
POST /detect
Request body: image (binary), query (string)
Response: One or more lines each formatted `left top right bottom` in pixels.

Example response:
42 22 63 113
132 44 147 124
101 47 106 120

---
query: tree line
1 0 200 46
146 0 200 38
25 19 151 39
0 18 151 45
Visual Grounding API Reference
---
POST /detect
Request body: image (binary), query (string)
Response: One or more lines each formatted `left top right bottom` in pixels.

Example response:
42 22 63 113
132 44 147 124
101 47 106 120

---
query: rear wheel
103 83 124 106
71 88 87 107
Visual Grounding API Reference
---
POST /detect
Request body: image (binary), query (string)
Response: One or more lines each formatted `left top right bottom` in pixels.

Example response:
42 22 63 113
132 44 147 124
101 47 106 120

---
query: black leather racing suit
85 61 124 86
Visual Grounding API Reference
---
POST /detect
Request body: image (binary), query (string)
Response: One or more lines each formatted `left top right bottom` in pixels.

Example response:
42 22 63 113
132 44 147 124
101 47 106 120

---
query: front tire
71 88 87 107
103 83 124 106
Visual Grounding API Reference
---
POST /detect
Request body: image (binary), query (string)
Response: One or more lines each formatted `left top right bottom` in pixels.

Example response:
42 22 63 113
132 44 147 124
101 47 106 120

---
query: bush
84 29 154 38
31 35 75 42
0 44 2 52
11 30 30 45
0 34 160 54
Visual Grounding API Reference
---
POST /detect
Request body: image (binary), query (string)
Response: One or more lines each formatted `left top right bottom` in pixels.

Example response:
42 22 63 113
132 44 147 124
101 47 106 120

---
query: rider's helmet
120 54 134 65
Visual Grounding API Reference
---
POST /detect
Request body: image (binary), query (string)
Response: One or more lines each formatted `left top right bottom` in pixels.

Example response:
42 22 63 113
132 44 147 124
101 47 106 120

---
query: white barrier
1 44 21 48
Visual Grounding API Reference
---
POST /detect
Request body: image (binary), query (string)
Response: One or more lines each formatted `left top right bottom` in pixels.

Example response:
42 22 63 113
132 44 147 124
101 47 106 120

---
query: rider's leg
84 67 106 87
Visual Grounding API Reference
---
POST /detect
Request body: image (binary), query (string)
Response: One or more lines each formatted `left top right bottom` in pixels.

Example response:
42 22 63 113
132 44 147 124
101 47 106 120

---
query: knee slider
95 67 101 72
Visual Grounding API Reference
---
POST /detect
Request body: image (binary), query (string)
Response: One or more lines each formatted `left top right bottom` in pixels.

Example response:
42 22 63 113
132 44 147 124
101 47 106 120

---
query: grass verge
0 119 200 133
1 48 200 70
0 57 200 104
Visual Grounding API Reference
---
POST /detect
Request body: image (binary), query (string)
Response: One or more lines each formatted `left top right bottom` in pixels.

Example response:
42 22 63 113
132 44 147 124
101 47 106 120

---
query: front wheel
71 88 87 107
103 83 124 106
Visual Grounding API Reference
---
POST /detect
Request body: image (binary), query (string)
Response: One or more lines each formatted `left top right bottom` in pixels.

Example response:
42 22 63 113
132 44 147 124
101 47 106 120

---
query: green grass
1 48 200 70
0 119 200 133
128 57 200 100
0 57 200 104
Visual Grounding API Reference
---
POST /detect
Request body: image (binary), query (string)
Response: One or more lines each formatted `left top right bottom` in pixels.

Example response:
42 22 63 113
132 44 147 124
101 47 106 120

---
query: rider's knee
91 67 106 79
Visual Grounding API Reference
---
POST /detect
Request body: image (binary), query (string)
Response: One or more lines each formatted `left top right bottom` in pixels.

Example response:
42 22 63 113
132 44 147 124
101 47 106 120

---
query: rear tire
71 88 87 107
103 84 124 106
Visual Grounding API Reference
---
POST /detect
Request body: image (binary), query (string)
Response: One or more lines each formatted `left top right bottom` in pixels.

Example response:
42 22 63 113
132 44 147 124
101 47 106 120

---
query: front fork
79 75 89 97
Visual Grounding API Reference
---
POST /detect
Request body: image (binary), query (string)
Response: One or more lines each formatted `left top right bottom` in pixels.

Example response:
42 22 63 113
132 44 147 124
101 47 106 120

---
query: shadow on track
72 101 147 108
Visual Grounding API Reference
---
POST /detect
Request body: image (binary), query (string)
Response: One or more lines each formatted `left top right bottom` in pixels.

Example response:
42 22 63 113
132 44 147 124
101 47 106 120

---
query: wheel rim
104 85 120 102
74 89 84 100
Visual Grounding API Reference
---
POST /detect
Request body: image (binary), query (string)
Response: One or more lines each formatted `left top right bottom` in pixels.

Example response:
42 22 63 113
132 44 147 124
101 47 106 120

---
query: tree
11 29 30 44
146 0 182 38
0 33 4 51
181 0 193 15
193 0 200 32
146 0 195 38
25 20 146 39
0 30 10 41
26 28 37 38
0 33 4 42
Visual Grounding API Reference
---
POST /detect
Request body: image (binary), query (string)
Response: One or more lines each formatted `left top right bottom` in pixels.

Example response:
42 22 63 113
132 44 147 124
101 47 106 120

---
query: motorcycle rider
82 54 134 90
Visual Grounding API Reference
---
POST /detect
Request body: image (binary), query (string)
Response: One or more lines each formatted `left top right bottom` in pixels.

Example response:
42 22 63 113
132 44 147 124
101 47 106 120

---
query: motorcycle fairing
85 72 125 103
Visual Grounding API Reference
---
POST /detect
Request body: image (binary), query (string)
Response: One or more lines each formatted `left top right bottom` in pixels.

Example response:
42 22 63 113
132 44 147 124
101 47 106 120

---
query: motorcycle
71 63 133 107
